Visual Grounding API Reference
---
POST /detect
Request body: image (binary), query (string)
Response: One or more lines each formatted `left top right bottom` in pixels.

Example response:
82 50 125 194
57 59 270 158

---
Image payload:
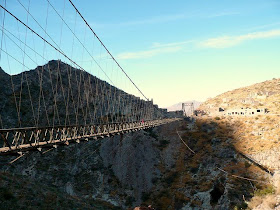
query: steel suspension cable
46 0 115 86
1 3 121 126
0 0 6 61
67 0 149 101
0 4 89 79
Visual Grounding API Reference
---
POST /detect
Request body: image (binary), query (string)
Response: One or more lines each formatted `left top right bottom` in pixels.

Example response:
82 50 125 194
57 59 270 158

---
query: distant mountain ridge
166 100 202 112
0 60 167 128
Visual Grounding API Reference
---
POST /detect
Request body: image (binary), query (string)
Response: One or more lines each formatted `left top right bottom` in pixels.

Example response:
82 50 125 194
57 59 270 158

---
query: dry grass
217 115 280 155
248 195 277 209
199 78 280 156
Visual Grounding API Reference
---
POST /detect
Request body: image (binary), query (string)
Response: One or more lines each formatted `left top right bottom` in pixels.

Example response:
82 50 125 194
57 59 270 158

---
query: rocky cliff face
0 119 267 209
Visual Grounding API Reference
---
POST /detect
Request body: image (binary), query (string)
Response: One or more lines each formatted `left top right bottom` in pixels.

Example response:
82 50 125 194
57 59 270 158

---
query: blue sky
1 0 280 108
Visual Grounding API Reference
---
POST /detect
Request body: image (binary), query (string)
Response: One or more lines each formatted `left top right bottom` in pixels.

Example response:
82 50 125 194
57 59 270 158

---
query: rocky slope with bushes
1 118 275 209
198 78 280 209
199 78 280 114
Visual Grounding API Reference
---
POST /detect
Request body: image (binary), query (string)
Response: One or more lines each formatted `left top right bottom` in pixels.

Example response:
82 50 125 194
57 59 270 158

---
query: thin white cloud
151 40 195 48
116 39 195 60
117 28 280 60
199 29 280 48
245 22 280 32
117 46 182 60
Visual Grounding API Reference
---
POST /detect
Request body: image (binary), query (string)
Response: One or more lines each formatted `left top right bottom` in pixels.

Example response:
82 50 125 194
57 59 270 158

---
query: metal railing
0 118 180 155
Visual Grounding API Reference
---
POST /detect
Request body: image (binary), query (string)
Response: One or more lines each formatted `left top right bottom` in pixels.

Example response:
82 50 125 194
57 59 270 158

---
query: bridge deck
0 118 180 155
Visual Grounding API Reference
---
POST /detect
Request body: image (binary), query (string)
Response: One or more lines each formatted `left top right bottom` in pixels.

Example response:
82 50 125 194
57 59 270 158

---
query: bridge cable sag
17 0 74 127
16 0 149 125
0 1 177 156
67 0 149 101
0 4 86 78
1 3 118 126
0 0 6 61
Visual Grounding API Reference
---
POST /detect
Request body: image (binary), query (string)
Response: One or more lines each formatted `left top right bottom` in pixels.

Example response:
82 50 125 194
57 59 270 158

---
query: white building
223 108 268 116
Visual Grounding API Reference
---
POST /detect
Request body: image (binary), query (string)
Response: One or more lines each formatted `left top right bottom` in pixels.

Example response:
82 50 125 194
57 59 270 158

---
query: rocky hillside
1 118 277 209
0 60 166 129
199 78 280 115
198 78 280 161
197 78 280 209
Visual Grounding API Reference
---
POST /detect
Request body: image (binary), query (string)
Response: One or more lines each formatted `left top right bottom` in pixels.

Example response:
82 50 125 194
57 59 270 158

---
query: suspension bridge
0 1 179 156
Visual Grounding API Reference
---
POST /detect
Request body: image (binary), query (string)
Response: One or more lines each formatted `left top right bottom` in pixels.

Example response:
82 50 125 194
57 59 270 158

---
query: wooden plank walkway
0 118 180 155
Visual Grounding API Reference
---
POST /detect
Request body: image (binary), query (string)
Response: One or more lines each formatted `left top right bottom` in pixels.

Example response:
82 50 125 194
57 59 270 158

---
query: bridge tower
182 102 194 116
